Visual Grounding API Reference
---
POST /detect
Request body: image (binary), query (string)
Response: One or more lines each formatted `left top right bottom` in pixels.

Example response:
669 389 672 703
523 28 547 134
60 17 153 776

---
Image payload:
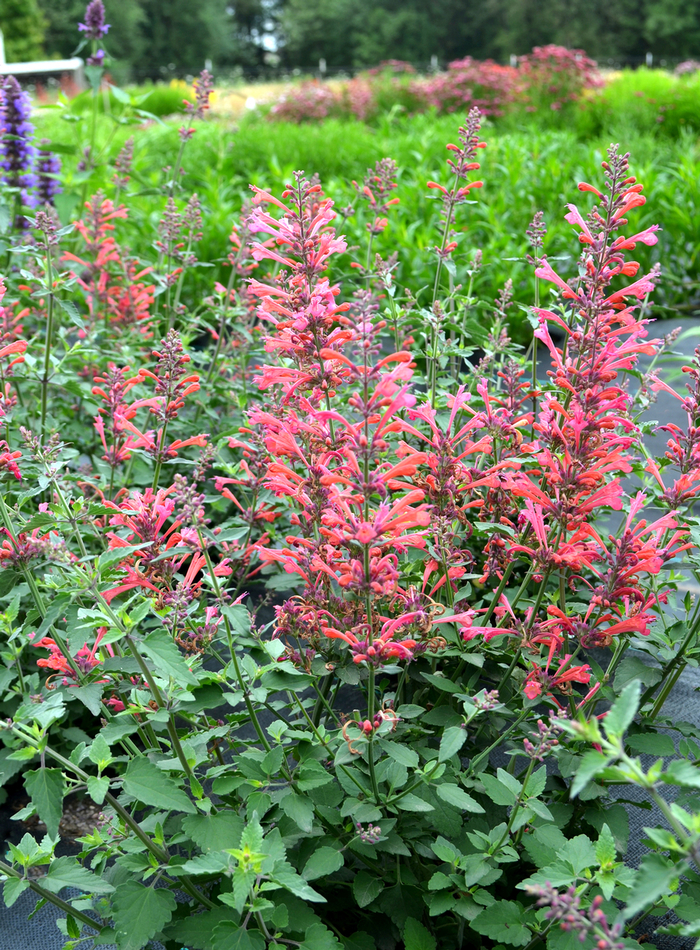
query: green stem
197 530 271 752
493 757 536 852
0 859 110 934
642 616 700 717
39 241 55 444
150 420 169 493
468 709 530 776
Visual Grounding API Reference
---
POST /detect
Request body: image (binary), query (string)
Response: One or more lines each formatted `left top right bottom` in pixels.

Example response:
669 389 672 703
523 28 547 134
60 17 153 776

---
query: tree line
0 0 698 79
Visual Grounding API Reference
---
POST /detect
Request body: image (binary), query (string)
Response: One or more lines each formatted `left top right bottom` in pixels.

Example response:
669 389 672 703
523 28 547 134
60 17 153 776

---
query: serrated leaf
472 900 531 946
42 856 114 894
438 726 467 762
24 769 64 838
221 604 251 637
352 871 383 908
280 790 315 832
394 793 434 812
595 824 616 867
182 811 243 852
623 854 678 919
3 877 29 907
272 869 326 903
615 656 662 690
98 542 152 572
301 921 343 949
22 512 56 532
87 775 110 805
571 750 611 799
604 679 640 739
563 835 597 875
435 783 485 813
112 881 176 950
403 918 436 950
303 847 344 881
56 297 83 327
140 629 199 686
211 923 265 950
627 732 675 757
661 759 700 788
479 772 517 806
381 740 419 768
73 683 104 715
122 757 196 813
88 734 113 770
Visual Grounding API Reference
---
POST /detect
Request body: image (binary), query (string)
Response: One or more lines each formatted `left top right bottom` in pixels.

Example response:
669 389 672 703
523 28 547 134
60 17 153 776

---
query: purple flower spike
0 76 37 224
36 143 62 206
87 49 105 68
78 1 110 40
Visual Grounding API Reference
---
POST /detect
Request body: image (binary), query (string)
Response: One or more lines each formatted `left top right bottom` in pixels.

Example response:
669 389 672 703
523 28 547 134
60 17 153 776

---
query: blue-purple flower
78 1 110 41
0 76 36 214
35 143 62 206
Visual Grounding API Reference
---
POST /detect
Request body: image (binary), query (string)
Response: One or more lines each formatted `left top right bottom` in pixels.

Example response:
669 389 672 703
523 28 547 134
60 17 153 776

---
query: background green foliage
0 0 694 77
0 0 45 62
31 104 700 342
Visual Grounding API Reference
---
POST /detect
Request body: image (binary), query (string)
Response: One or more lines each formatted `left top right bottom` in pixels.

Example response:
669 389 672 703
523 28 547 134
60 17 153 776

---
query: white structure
0 27 84 86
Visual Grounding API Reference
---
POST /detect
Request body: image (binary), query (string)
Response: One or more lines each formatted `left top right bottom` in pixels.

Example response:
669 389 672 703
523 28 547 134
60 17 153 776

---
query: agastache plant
2 48 700 949
0 76 36 228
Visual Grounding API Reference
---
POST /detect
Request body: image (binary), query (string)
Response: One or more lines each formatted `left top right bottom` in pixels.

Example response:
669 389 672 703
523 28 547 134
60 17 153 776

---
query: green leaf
122 757 196 813
435 783 485 813
164 907 233 950
420 672 461 693
604 679 640 739
88 734 113 770
24 768 64 838
272 869 326 903
303 847 344 881
42 856 114 894
98 543 153 572
112 881 176 950
627 732 675 757
73 684 104 716
394 793 434 812
221 603 251 637
22 512 56 532
472 900 531 946
615 656 662 690
56 297 83 327
438 726 467 762
301 922 343 950
140 630 199 686
280 790 315 832
87 776 110 805
563 835 597 875
623 854 678 919
381 740 419 768
182 811 244 852
211 924 265 950
479 772 517 806
261 668 313 691
661 759 700 788
403 918 436 950
595 824 616 868
571 750 611 799
353 871 383 908
3 877 29 907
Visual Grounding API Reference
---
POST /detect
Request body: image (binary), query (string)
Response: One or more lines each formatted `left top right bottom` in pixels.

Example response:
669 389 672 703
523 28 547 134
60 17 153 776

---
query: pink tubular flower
524 655 591 701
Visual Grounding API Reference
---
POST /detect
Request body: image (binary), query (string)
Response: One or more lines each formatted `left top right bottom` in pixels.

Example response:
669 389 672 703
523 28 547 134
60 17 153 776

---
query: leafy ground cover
1 8 700 950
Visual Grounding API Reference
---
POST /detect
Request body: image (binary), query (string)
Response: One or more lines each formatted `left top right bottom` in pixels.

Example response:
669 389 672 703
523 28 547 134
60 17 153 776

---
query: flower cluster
268 45 600 124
